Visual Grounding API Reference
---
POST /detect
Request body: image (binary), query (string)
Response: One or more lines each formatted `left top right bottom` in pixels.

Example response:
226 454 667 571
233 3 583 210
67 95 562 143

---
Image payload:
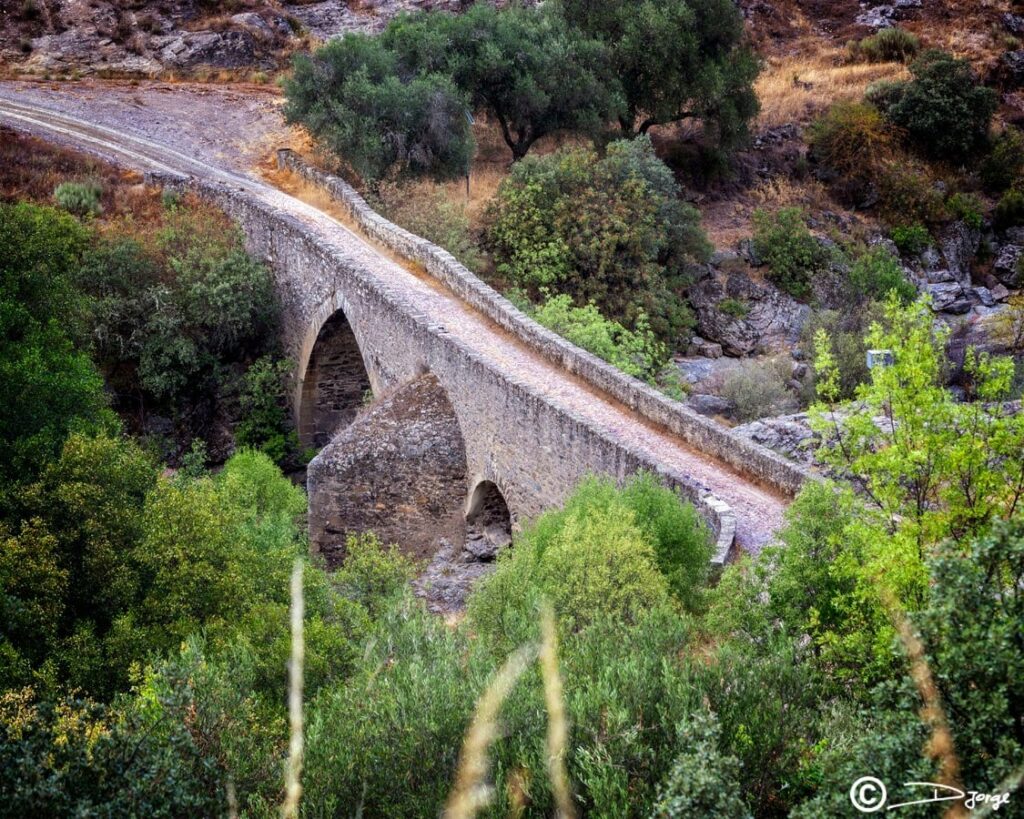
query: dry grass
749 176 833 213
281 559 305 819
445 643 539 819
756 45 909 129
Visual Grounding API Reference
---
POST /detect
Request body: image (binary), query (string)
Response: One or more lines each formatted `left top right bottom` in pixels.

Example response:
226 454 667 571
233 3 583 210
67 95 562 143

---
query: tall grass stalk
539 603 575 819
281 559 305 819
444 643 538 819
882 590 965 819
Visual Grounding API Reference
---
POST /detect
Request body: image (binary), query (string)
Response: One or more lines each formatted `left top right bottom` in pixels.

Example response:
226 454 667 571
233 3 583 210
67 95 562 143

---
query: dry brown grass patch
756 45 909 129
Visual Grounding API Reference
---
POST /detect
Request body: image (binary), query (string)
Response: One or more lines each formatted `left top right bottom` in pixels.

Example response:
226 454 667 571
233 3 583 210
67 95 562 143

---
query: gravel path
0 80 791 553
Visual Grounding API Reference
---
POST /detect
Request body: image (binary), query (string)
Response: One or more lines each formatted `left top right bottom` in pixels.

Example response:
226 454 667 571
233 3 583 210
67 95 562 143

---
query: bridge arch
296 296 373 449
465 479 513 557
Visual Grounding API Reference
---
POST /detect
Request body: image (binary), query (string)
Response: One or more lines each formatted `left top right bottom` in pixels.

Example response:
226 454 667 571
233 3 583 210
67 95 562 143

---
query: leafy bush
846 244 917 303
720 356 798 421
234 356 304 467
83 203 277 409
853 27 920 64
0 440 320 699
876 166 948 226
806 102 896 204
651 711 751 818
283 34 473 182
870 49 998 161
980 127 1024 192
718 297 749 318
0 203 113 498
994 186 1024 229
946 190 984 229
751 207 827 299
799 304 883 401
53 181 102 217
468 475 709 654
485 137 710 343
530 293 669 383
889 222 932 255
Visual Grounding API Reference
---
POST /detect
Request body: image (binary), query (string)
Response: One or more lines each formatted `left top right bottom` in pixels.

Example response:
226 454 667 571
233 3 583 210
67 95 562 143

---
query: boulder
1001 50 1024 89
691 273 809 356
973 286 996 308
732 414 818 466
926 282 971 313
994 244 1023 287
1004 13 1024 36
687 393 735 419
157 30 263 70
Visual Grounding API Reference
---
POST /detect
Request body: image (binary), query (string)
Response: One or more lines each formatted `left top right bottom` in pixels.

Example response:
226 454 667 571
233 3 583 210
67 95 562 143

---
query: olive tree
283 33 474 182
557 0 759 145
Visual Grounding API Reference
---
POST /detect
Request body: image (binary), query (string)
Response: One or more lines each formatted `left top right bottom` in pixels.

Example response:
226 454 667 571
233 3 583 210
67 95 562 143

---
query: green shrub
854 27 920 64
530 293 669 383
82 204 277 407
718 297 749 318
469 475 709 654
798 305 883 401
980 127 1024 192
651 711 751 818
806 102 896 204
994 187 1024 229
876 166 948 226
0 203 114 499
846 244 916 303
234 356 303 467
485 137 710 344
871 49 998 161
53 181 102 217
946 190 984 229
889 222 932 255
283 34 474 182
720 356 798 421
751 207 827 299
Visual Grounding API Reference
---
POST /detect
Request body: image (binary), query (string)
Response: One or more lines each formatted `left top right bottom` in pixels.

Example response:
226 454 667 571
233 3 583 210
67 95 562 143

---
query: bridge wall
277 150 815 499
164 174 738 562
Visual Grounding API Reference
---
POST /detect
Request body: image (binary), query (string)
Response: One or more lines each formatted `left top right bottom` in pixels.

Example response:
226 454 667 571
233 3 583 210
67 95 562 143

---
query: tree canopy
556 0 759 143
383 3 621 160
283 33 474 182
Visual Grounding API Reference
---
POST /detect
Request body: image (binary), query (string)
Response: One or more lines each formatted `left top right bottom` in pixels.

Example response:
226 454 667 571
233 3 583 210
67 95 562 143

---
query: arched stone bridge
0 89 812 570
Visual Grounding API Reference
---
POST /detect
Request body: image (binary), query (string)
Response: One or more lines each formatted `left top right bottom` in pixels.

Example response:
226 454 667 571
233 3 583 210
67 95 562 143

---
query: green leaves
485 137 709 344
284 33 474 181
558 0 759 144
870 49 998 162
752 207 828 300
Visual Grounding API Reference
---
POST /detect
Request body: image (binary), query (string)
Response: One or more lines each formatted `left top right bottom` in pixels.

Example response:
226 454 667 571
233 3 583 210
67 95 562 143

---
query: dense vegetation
4 223 1022 815
485 137 710 344
285 0 756 177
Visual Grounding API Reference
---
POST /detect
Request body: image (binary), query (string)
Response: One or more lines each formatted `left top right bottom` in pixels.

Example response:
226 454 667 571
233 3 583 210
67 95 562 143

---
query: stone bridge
0 91 813 574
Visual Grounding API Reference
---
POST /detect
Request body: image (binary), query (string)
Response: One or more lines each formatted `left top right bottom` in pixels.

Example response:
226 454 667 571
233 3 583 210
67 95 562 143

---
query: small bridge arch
295 295 374 449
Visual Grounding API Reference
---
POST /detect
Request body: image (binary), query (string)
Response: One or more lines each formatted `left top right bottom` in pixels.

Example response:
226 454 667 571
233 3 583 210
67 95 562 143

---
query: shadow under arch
297 306 372 449
465 480 513 556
